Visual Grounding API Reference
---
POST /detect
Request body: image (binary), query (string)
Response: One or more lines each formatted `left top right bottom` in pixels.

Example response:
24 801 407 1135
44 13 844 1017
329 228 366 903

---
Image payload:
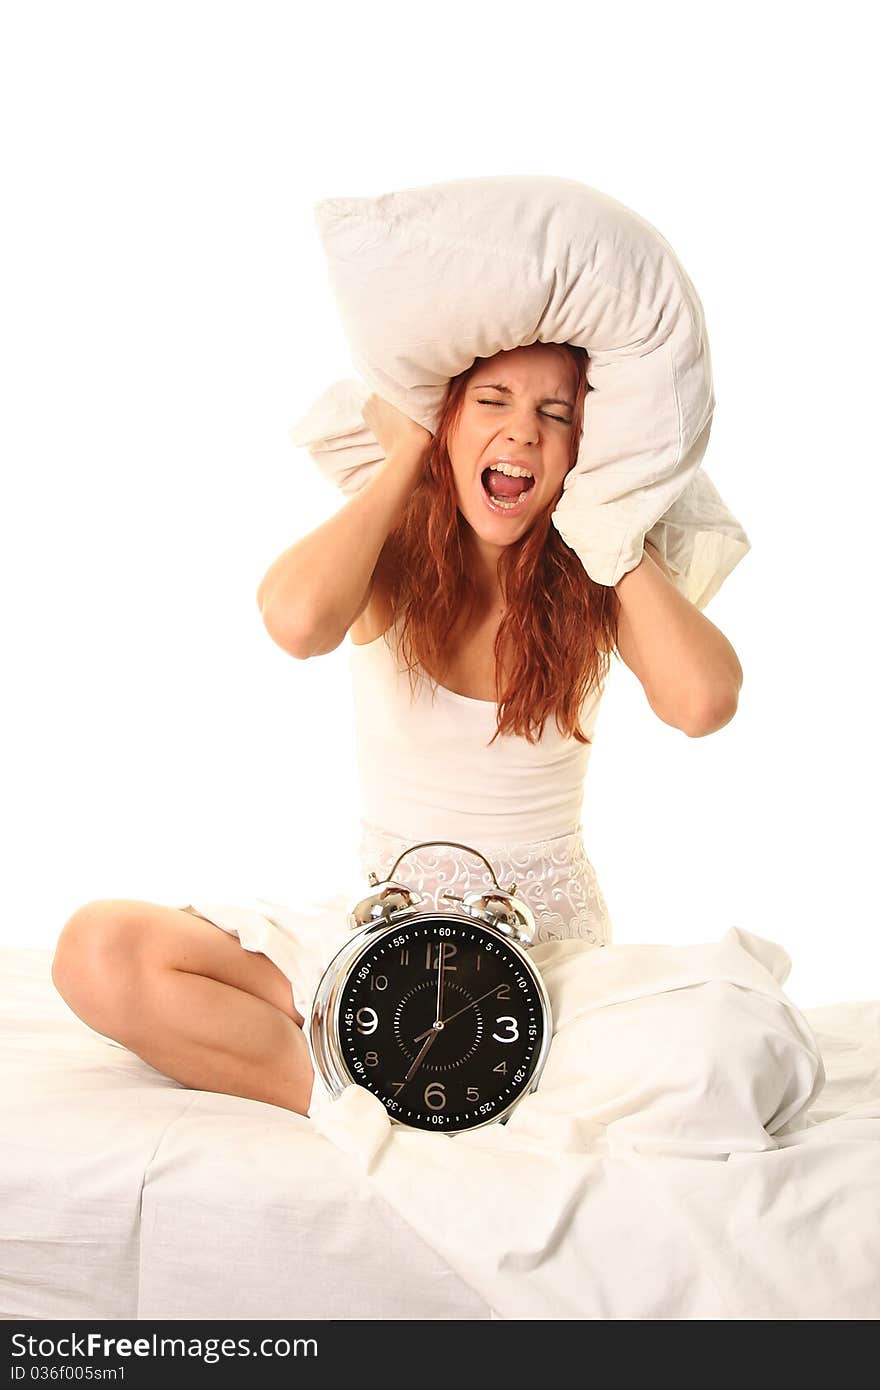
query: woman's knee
51 899 148 1035
52 898 305 1034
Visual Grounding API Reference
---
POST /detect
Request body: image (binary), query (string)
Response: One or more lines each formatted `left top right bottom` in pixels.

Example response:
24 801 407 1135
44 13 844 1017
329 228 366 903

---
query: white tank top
347 624 612 947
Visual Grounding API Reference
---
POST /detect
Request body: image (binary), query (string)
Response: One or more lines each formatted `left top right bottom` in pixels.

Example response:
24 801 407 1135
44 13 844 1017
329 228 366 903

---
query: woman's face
446 344 578 549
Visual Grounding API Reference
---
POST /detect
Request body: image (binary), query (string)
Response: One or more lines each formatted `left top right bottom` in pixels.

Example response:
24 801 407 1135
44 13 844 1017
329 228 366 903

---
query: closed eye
477 399 571 425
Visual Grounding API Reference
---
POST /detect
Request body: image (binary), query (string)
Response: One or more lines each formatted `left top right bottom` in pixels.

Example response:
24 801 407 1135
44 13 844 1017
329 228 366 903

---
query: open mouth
478 467 537 515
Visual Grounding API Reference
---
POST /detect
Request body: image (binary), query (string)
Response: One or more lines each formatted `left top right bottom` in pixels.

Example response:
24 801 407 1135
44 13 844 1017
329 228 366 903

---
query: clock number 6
424 1082 446 1111
492 1016 519 1043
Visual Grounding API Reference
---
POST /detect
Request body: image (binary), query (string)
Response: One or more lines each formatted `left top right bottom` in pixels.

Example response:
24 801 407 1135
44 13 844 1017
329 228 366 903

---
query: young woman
50 342 743 1119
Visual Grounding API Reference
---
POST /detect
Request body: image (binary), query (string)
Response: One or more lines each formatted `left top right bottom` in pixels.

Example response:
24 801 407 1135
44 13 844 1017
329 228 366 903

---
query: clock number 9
356 1007 378 1034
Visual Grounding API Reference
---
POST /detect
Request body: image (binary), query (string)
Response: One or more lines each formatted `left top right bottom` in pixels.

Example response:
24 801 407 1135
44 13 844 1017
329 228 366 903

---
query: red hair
379 344 618 747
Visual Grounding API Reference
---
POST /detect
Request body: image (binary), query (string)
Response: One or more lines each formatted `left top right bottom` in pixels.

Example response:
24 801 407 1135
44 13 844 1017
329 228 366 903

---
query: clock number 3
492 1016 519 1043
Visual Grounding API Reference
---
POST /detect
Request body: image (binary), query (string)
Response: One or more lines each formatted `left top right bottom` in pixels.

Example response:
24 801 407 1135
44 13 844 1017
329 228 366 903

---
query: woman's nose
506 418 538 445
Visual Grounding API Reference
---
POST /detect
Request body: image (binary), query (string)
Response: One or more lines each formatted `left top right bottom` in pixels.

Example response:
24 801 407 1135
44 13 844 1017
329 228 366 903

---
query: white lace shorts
177 821 612 1066
356 821 612 948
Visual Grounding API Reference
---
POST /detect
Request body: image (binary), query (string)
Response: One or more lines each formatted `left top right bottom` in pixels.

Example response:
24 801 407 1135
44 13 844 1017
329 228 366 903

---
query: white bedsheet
0 947 489 1321
2 933 878 1320
310 927 880 1319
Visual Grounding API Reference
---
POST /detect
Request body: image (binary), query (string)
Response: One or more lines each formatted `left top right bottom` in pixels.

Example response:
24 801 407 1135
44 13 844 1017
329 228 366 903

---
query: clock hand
412 983 506 1044
434 940 447 1025
404 1024 441 1083
404 944 450 1083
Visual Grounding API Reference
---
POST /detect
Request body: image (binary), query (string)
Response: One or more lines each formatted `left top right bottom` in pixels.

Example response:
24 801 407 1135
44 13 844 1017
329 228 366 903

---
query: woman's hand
362 392 433 460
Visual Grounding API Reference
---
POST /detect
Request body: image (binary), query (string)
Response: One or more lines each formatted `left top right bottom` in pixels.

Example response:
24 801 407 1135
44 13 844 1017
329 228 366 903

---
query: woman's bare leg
51 900 315 1116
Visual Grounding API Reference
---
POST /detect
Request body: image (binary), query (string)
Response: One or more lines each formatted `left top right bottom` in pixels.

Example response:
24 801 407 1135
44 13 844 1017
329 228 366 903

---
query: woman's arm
611 539 743 737
258 446 425 658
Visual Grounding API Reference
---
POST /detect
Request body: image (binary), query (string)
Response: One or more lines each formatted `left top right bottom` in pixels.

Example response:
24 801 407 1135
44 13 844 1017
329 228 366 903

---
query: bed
2 937 878 1321
0 946 489 1321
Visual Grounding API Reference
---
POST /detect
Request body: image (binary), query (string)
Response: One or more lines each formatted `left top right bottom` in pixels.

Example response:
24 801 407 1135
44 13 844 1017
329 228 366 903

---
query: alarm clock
307 840 553 1134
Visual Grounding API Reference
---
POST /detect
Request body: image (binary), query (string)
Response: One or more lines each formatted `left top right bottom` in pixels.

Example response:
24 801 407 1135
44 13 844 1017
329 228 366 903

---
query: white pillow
510 926 826 1158
293 175 750 601
290 376 748 613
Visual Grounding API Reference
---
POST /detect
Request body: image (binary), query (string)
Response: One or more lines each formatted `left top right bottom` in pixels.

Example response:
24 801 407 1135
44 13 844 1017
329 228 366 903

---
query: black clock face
336 914 547 1132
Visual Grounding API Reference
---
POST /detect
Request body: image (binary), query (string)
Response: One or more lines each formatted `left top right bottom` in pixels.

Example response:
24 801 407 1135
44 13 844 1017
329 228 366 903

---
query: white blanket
311 926 880 1319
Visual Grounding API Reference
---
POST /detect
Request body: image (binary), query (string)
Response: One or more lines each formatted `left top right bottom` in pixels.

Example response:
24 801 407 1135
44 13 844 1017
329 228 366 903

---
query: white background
1 0 876 1008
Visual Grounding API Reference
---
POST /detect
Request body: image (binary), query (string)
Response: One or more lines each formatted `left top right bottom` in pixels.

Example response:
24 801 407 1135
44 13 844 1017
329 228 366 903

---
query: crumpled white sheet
310 926 880 1319
289 377 751 612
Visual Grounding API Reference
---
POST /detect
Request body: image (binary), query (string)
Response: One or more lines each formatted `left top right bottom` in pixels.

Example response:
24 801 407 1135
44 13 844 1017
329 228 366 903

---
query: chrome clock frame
307 840 554 1133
